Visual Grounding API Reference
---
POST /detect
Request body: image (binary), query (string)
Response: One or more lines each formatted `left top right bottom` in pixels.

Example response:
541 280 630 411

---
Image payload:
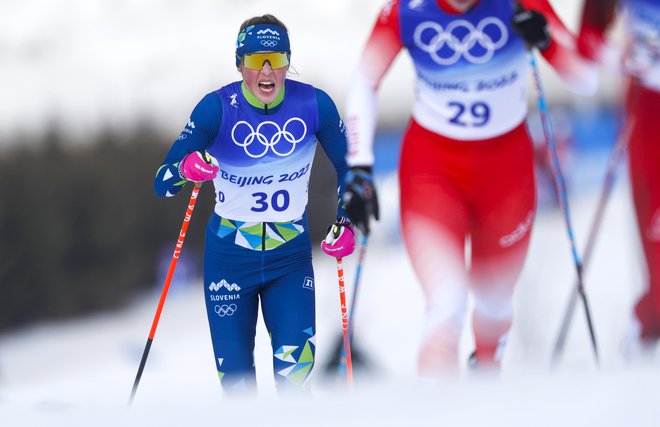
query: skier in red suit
346 0 596 376
579 0 660 352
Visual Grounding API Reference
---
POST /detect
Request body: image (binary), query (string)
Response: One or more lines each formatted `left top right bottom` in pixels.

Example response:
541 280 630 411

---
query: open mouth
258 82 275 92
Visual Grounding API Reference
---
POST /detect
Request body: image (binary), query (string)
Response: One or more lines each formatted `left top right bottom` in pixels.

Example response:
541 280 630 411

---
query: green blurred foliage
0 126 336 332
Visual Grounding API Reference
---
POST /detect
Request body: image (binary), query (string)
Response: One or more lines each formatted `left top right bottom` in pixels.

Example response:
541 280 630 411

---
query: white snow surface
1 172 660 426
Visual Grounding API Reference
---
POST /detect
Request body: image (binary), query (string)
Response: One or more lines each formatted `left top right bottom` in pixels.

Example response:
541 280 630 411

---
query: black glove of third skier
342 166 379 236
511 3 551 51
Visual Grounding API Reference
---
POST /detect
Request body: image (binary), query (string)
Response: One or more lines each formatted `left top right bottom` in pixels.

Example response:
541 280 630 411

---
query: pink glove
179 151 219 182
321 220 356 258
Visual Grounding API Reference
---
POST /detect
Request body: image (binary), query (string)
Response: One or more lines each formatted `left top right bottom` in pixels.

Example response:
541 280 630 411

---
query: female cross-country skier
154 14 372 393
345 0 596 375
578 0 660 356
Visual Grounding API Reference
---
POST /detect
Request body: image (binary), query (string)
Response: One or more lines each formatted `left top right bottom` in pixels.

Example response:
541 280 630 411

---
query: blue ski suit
155 79 350 392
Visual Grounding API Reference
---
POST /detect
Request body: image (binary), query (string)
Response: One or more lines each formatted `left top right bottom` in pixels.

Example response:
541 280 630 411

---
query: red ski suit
346 0 596 374
579 0 660 342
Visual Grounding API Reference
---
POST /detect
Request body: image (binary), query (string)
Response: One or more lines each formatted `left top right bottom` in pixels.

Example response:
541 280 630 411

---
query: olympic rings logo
231 117 307 158
414 17 508 65
215 304 237 317
261 40 278 48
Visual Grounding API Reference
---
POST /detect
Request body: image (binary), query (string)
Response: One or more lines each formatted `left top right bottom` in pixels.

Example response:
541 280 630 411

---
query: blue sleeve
154 92 222 197
315 88 350 219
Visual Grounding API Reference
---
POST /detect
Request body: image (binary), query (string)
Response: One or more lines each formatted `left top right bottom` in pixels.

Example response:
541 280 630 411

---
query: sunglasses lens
242 52 289 70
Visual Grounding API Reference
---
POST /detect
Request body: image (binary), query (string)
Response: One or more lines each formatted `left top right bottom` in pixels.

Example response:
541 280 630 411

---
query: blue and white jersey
210 81 319 222
155 79 350 224
623 0 660 91
400 0 529 140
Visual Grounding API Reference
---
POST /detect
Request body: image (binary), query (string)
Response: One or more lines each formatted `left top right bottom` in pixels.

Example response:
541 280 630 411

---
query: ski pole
551 118 633 366
335 257 354 389
338 233 369 376
129 183 202 405
527 50 599 365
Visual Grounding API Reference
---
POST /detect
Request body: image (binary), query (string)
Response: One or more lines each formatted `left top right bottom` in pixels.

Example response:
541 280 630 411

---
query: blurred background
2 1 655 425
0 0 624 332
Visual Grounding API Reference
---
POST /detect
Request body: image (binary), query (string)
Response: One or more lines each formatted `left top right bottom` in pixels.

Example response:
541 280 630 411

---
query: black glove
511 3 551 51
342 166 380 236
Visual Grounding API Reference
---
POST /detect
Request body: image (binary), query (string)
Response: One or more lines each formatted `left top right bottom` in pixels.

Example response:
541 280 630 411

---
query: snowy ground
1 167 660 426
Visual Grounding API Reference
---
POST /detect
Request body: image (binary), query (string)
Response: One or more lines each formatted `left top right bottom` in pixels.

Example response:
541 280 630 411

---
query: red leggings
399 120 536 374
627 82 660 341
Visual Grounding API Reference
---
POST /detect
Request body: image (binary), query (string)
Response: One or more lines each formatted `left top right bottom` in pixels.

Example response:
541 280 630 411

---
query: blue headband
236 24 291 59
